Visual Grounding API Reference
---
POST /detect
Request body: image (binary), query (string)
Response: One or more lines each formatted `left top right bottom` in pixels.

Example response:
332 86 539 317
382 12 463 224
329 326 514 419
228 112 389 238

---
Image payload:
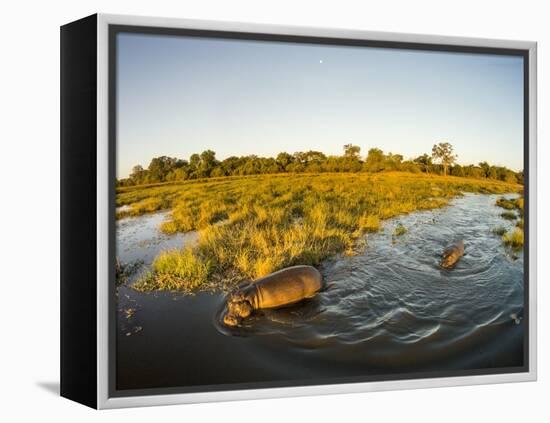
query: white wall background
0 0 546 421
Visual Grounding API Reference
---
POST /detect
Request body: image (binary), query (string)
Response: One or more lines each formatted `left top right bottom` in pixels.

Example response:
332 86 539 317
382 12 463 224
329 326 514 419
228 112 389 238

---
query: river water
116 193 524 392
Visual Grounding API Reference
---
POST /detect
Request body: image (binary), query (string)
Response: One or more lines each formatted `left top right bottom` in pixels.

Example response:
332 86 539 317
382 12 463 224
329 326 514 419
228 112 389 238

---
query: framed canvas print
60 13 537 409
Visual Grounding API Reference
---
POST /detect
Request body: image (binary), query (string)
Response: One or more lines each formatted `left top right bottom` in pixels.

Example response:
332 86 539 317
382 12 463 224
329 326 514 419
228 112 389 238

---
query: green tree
414 154 432 173
117 143 522 186
197 150 218 178
451 164 464 177
432 142 457 176
148 156 181 182
210 167 226 177
385 153 403 171
463 165 483 179
129 164 147 184
189 153 201 178
364 148 385 172
343 144 361 159
276 152 294 170
304 150 327 163
400 160 421 173
220 156 244 175
478 161 491 178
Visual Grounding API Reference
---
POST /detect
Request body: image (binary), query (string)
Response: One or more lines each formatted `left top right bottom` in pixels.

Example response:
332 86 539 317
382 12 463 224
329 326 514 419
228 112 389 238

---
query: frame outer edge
95 13 538 409
98 13 537 49
97 13 109 409
528 43 537 381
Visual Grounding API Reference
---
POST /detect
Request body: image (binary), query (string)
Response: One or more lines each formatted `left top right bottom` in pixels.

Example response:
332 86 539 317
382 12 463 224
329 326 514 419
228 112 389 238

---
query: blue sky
116 32 524 178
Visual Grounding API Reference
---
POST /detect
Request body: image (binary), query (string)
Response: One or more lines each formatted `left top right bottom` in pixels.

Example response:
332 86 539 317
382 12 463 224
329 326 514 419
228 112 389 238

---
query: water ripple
236 193 524 366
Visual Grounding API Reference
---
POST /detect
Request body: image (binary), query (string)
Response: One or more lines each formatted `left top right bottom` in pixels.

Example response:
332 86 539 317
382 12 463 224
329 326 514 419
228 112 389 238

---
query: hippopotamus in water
440 240 465 269
223 265 323 327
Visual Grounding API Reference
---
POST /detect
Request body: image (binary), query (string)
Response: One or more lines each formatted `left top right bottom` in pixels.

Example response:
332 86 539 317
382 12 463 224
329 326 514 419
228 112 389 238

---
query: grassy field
116 172 522 292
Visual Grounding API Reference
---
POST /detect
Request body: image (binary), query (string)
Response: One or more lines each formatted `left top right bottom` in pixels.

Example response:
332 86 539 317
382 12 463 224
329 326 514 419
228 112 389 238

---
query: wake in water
215 193 524 368
116 193 524 390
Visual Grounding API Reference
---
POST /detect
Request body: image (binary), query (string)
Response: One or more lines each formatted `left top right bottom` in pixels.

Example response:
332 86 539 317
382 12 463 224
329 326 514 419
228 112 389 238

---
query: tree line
118 142 523 187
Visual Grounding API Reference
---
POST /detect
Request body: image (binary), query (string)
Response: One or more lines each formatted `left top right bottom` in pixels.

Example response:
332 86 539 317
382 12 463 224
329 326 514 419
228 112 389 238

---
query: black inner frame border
108 24 530 399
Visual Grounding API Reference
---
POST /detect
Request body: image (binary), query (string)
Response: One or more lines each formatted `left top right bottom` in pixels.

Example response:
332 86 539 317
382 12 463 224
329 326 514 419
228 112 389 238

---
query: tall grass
496 197 524 215
118 172 522 292
495 195 525 250
134 248 212 292
503 228 524 249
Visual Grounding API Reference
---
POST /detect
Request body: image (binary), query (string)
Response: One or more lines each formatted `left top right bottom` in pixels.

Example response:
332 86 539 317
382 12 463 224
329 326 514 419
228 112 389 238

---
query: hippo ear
229 292 243 303
236 280 251 290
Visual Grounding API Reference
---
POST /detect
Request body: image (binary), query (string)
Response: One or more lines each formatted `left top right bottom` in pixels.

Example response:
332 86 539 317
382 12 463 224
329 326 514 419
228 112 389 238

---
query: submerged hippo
223 265 323 327
440 240 465 269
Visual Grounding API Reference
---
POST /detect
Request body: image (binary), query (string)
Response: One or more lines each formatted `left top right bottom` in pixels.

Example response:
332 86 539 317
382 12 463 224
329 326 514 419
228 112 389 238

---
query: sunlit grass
358 214 380 233
117 172 522 292
116 197 169 219
133 248 212 292
502 228 524 249
495 195 525 250
496 198 517 210
496 196 524 216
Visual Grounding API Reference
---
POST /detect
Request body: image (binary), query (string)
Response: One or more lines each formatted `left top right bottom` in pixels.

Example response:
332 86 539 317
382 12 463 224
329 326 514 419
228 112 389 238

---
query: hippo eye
230 291 243 301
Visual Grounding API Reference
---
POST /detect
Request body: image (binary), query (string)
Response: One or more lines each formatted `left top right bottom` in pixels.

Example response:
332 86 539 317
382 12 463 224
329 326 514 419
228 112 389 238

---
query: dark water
116 193 524 391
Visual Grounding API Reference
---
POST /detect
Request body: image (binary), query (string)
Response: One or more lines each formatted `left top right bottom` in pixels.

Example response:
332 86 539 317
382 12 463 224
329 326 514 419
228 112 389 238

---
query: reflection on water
116 211 198 280
116 193 524 391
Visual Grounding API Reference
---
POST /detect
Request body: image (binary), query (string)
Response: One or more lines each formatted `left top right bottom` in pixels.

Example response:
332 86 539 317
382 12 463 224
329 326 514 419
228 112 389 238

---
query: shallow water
116 211 198 272
116 193 524 391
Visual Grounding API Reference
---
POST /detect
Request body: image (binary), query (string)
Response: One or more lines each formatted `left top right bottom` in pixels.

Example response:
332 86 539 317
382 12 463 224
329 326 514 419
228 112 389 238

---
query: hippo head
440 240 465 268
440 248 457 268
227 297 253 318
223 290 254 327
440 255 455 269
223 312 241 327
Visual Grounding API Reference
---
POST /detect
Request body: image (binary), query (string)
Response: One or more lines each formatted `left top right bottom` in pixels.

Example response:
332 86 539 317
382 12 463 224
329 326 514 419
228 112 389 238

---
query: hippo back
443 240 464 257
249 265 322 309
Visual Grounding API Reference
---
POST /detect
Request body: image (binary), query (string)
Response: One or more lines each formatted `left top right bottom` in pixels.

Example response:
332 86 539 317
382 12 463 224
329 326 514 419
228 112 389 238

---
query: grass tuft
492 226 507 236
500 211 517 220
133 248 212 292
502 228 524 249
393 223 407 236
496 196 524 216
358 214 380 233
